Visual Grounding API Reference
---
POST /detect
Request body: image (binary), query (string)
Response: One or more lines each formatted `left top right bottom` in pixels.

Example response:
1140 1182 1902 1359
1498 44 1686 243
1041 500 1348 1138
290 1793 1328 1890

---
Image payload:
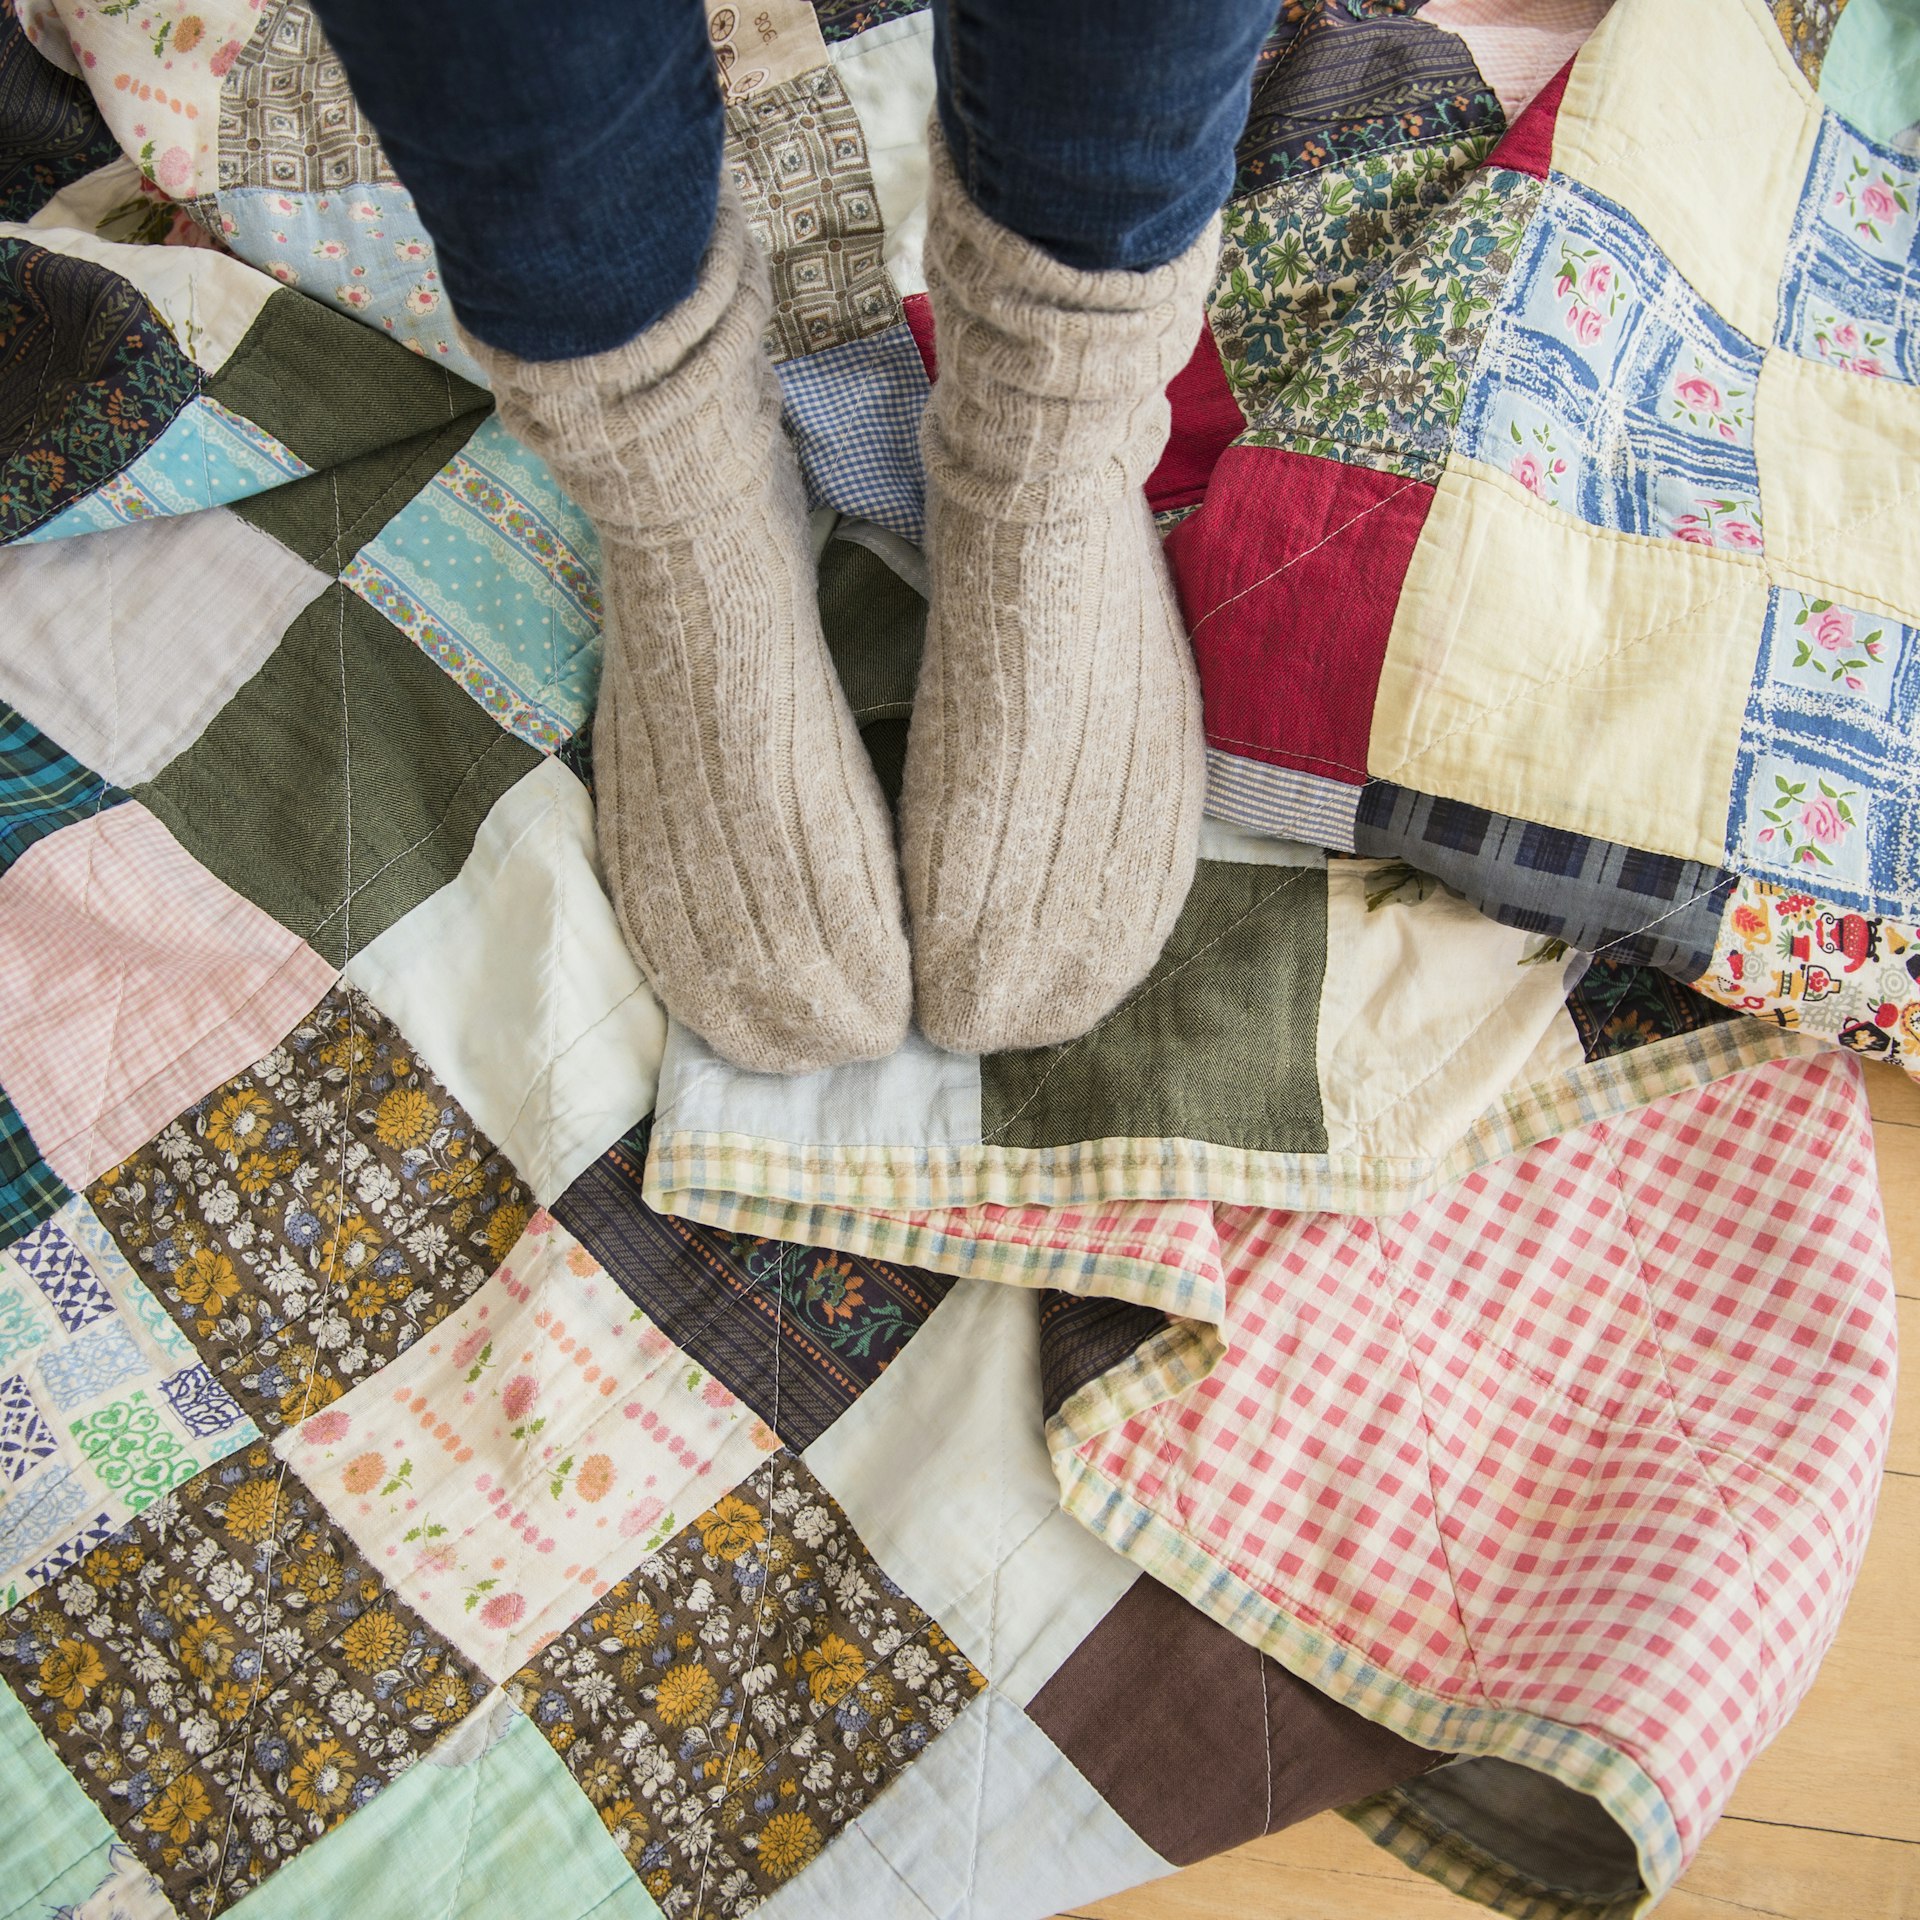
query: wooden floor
1058 1065 1920 1920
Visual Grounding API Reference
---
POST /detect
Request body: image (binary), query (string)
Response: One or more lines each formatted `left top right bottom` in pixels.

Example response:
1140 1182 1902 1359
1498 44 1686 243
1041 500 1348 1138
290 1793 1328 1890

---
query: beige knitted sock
900 134 1217 1056
461 191 911 1074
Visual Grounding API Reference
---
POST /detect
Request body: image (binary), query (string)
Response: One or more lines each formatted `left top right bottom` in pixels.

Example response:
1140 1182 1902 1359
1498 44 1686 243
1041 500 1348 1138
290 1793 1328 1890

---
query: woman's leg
900 0 1273 1055
932 0 1276 273
308 0 724 358
308 0 912 1071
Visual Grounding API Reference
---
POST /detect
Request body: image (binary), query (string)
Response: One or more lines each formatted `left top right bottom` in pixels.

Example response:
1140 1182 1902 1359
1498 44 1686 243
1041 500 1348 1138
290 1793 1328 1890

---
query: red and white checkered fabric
1077 1050 1894 1867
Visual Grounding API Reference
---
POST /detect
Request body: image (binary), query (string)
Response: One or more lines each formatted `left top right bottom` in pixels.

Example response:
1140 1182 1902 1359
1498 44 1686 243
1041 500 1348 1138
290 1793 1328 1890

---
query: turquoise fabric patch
340 413 604 751
232 1700 663 1920
1820 0 1920 151
21 396 311 542
0 1674 123 1917
211 181 486 383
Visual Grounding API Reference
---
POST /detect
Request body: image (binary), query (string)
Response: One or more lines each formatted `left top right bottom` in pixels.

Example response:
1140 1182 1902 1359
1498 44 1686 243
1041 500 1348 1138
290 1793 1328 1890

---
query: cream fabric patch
1550 0 1818 343
344 758 667 1206
1371 457 1768 866
830 10 937 300
1754 346 1920 621
0 507 330 786
274 1209 779 1683
1318 862 1581 1167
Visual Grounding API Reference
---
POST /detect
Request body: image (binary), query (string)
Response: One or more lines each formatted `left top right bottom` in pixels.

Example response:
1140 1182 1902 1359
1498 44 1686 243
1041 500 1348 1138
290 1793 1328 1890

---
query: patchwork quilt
0 1 1909 1918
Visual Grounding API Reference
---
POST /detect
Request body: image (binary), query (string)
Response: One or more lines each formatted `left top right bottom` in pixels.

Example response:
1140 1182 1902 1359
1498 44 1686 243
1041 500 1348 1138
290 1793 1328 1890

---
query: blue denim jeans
308 0 1276 360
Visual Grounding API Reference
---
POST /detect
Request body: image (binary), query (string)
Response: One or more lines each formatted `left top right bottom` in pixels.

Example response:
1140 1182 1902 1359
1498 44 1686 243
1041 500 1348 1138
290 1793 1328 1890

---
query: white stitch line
1186 479 1423 639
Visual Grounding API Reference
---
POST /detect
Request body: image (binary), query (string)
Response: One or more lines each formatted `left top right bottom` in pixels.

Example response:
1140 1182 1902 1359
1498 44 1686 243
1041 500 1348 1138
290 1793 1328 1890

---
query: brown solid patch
1026 1572 1435 1865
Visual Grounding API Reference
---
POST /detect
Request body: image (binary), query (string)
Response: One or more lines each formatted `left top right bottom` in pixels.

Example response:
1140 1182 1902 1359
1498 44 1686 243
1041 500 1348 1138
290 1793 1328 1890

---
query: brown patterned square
217 0 395 193
0 1440 487 1916
506 1451 983 1914
725 64 902 361
87 985 531 1434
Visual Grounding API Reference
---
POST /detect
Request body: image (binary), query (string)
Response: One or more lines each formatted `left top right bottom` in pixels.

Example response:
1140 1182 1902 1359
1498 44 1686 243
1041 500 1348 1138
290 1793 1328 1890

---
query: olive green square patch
209 287 492 571
136 586 541 965
980 860 1330 1152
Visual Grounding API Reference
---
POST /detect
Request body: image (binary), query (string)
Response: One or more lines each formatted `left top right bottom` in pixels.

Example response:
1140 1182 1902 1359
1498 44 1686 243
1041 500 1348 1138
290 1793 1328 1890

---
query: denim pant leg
932 0 1276 272
306 0 723 359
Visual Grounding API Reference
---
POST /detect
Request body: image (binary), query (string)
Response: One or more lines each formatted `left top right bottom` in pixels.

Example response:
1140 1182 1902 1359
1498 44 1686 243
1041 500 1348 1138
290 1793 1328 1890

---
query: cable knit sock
900 134 1218 1056
461 192 910 1074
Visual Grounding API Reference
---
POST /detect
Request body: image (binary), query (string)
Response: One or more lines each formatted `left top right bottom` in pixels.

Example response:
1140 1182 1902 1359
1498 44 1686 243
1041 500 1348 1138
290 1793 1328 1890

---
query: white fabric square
757 1687 1171 1920
831 11 937 299
0 508 329 784
803 1279 1138 1706
344 758 666 1205
655 1014 982 1151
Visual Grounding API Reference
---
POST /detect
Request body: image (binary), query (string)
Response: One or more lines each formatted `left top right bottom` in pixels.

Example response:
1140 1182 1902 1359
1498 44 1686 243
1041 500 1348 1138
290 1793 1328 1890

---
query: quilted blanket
0 1 1909 1918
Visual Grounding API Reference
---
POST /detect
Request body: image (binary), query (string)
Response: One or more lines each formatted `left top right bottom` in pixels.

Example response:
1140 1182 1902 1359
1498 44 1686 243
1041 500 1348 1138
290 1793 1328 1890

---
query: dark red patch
1146 322 1246 515
1166 443 1435 786
901 291 937 380
1486 56 1572 179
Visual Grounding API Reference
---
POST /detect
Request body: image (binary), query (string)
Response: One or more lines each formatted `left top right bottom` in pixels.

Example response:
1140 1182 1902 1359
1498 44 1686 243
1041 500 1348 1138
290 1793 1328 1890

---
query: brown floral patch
87 985 530 1432
507 1452 983 1915
0 1441 486 1916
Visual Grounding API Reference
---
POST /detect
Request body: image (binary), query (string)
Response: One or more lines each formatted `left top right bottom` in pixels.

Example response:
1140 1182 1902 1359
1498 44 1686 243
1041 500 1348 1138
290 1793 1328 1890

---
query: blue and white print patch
1458 175 1765 552
1776 111 1919 386
1726 588 1920 916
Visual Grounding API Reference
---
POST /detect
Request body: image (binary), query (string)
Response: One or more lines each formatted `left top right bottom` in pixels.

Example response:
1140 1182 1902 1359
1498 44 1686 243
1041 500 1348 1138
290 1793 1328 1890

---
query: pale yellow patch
1551 0 1817 342
1369 457 1768 865
1754 347 1920 623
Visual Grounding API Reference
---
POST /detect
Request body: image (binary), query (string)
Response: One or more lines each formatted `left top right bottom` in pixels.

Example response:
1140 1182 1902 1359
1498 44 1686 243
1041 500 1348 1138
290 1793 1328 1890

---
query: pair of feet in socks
468 140 1217 1074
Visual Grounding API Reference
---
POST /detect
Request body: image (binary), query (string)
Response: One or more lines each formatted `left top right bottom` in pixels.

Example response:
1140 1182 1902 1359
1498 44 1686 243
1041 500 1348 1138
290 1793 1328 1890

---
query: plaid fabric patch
0 699 123 878
647 1016 1816 1307
1053 1050 1892 1907
1355 779 1738 976
1037 1291 1176 1422
0 1087 67 1249
779 322 930 543
553 1122 954 1451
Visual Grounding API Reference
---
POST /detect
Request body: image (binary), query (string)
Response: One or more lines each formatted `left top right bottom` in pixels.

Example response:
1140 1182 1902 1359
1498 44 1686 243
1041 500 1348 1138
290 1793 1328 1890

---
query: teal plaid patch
0 1086 69 1247
0 698 123 877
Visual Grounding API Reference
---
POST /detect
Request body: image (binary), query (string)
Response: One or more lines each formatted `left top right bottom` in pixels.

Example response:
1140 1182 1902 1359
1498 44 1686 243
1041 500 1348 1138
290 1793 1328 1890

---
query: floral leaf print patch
0 1441 487 1917
507 1451 984 1916
87 986 533 1436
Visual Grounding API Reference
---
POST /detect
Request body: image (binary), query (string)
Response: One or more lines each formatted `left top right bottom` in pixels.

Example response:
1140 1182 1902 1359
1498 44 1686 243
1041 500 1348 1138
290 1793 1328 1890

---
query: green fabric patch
208 287 491 569
137 586 541 967
1819 0 1920 143
0 1671 121 1913
817 532 925 810
233 411 487 574
980 860 1330 1152
205 287 490 471
234 1704 663 1920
